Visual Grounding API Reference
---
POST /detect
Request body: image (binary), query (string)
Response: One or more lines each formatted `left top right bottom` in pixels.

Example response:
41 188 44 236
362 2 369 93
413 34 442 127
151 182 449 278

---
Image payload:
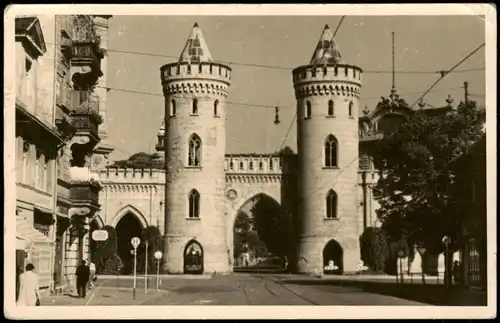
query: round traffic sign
131 237 141 248
154 251 163 260
92 230 109 241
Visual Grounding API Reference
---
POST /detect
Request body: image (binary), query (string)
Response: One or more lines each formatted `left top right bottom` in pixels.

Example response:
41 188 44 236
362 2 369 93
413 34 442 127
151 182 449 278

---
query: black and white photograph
3 4 496 320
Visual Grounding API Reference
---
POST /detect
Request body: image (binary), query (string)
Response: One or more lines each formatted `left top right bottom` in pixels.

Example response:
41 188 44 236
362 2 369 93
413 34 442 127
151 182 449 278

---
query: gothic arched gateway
183 240 204 274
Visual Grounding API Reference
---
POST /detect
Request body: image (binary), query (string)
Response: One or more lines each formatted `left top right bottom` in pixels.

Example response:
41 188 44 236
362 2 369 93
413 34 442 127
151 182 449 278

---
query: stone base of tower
163 235 230 275
297 236 361 276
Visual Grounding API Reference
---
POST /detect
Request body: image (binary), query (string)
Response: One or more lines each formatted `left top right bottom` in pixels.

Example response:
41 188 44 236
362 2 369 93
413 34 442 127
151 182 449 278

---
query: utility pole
464 81 469 104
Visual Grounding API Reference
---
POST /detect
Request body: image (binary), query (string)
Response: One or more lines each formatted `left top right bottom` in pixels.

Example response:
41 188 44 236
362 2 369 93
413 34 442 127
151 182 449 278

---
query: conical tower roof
309 24 344 65
178 22 213 63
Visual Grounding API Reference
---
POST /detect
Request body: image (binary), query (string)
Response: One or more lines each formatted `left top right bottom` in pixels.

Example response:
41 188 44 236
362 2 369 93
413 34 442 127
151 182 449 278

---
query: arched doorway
323 239 344 275
233 194 291 272
183 240 203 274
115 213 144 275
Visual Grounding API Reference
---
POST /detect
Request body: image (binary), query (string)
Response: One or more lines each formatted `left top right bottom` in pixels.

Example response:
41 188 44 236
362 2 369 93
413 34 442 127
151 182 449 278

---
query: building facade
15 14 110 292
93 23 466 276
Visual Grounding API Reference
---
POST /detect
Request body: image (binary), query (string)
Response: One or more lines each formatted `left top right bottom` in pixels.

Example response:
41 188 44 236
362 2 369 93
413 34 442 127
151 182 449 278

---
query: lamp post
397 250 405 284
442 235 451 288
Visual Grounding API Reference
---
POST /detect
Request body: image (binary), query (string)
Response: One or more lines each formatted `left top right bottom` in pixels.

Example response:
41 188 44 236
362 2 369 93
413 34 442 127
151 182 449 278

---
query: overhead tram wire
410 42 485 109
43 39 484 76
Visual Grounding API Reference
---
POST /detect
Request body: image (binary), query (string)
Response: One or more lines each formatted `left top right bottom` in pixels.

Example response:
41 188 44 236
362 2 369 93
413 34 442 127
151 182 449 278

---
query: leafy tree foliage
108 152 164 169
251 196 293 258
359 227 389 273
233 211 267 259
91 225 123 274
370 101 485 254
137 226 164 274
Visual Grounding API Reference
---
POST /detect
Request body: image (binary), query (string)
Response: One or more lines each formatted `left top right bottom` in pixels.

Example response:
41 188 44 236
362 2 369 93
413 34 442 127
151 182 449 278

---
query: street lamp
397 250 405 284
442 235 451 288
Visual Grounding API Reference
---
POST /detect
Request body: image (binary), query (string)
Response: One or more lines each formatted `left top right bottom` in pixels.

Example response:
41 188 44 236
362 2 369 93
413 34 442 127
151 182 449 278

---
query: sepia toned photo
3 4 496 320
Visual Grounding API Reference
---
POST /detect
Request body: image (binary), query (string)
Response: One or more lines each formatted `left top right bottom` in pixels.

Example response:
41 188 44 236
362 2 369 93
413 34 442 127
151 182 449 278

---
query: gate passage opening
233 194 292 273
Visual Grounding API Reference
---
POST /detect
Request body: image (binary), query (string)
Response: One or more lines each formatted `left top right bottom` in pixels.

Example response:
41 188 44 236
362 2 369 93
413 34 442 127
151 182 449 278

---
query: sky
103 15 486 161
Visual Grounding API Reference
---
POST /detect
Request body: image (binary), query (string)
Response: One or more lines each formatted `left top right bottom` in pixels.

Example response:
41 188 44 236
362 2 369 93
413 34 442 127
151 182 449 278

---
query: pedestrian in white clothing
17 263 41 306
89 262 96 289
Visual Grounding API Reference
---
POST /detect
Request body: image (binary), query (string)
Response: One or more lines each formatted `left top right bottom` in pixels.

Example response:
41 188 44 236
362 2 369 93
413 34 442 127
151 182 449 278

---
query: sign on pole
154 251 163 290
131 237 140 299
92 230 109 242
131 237 141 249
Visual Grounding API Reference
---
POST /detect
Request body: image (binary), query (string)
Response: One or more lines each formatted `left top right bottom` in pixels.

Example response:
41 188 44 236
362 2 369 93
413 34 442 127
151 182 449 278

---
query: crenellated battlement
357 169 381 185
161 61 231 85
224 153 297 175
98 168 166 184
292 64 362 99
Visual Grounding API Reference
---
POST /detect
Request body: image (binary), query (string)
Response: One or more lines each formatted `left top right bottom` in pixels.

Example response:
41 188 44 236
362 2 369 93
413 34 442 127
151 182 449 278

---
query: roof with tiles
310 24 344 65
178 22 213 63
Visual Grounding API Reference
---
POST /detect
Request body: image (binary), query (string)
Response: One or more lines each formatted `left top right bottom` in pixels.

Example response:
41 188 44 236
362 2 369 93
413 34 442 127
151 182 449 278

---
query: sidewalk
40 283 167 306
98 274 212 280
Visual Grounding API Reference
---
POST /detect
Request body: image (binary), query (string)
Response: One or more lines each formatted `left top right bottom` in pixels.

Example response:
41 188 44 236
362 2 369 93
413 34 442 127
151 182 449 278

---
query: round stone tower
293 25 363 275
160 23 232 274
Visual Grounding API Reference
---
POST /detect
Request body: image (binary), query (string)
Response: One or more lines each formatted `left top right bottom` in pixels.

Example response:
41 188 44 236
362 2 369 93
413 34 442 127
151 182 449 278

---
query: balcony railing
70 90 102 141
70 181 101 208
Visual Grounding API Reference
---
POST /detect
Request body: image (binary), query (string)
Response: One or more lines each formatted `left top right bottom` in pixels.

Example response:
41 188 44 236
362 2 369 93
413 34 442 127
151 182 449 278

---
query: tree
370 100 485 280
107 152 164 170
251 197 293 258
91 225 123 274
359 227 389 273
233 211 267 259
137 226 164 274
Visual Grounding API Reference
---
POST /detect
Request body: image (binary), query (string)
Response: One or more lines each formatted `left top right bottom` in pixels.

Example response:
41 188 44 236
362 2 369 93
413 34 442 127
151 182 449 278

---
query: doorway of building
183 240 203 274
323 239 344 275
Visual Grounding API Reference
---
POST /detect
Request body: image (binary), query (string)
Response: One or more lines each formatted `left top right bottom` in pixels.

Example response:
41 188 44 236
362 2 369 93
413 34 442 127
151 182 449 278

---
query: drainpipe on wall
50 15 60 292
361 171 368 231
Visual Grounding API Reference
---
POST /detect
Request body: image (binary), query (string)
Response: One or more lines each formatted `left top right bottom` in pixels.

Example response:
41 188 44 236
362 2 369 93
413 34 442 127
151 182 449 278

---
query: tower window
188 189 200 218
214 100 219 116
239 161 244 170
258 161 263 171
192 98 198 115
328 100 334 116
187 64 191 74
188 133 202 166
305 101 312 119
324 134 338 167
229 160 234 170
326 189 338 219
249 161 253 170
198 64 202 73
349 101 353 117
170 99 176 117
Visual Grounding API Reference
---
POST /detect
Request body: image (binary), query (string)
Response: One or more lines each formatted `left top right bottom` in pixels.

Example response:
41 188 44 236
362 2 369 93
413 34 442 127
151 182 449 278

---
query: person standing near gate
88 261 96 289
75 260 90 298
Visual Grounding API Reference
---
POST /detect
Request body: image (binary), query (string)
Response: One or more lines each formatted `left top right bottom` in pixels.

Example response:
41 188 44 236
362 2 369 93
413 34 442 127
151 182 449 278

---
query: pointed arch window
328 100 335 116
324 134 338 167
239 161 244 170
326 189 338 219
349 101 353 117
305 101 312 119
192 98 199 115
170 99 176 117
189 189 200 218
188 134 202 166
214 100 219 116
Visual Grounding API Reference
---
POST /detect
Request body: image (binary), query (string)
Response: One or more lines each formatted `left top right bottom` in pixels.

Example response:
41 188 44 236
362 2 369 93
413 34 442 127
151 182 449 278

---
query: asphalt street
99 273 427 306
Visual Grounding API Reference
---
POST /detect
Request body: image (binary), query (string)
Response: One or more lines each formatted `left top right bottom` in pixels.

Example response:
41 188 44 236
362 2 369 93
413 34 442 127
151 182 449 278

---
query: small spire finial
363 105 370 115
193 22 199 28
324 24 330 29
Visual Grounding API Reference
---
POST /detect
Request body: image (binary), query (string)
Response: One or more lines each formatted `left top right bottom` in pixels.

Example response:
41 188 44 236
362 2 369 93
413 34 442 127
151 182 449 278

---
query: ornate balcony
69 15 105 89
69 180 101 211
70 90 102 145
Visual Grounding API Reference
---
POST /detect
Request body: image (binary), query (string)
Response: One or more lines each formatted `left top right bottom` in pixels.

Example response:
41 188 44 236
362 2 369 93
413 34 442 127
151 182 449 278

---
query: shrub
359 227 389 273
